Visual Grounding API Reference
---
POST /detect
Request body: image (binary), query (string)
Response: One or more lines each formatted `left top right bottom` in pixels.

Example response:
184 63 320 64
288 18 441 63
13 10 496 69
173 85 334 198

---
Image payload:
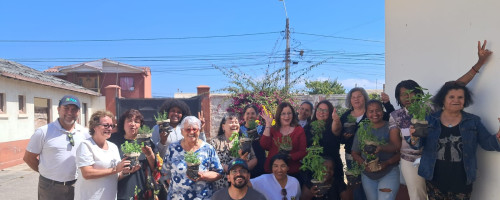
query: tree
305 79 345 95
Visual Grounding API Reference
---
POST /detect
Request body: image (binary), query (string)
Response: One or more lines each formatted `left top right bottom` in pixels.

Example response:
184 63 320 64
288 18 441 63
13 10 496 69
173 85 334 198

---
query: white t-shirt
251 174 301 200
26 120 89 182
75 138 121 200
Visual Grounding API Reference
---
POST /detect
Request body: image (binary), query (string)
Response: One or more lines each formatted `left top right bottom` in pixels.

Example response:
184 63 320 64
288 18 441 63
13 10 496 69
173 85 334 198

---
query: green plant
406 87 433 121
335 104 348 117
121 141 143 154
247 119 259 130
345 161 365 177
137 125 151 135
300 145 326 181
304 78 346 95
154 111 168 122
346 115 357 124
184 151 201 164
228 131 241 158
273 135 293 150
310 120 325 146
356 119 385 161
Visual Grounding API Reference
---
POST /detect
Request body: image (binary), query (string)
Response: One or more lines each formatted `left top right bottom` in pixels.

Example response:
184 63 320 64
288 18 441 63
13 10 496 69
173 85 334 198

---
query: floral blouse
209 134 256 190
163 140 223 200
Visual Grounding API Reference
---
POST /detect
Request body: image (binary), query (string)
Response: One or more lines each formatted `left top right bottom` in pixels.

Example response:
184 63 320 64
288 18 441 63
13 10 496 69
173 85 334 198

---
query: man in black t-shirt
211 158 266 200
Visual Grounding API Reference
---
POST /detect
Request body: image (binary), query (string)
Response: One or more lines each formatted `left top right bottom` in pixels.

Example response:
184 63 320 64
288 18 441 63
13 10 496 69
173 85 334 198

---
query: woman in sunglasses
250 154 301 200
109 109 158 200
163 116 223 200
75 111 131 200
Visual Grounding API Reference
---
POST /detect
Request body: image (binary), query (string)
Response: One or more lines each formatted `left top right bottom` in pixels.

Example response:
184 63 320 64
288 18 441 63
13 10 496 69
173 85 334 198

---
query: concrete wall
386 1 500 199
0 76 105 169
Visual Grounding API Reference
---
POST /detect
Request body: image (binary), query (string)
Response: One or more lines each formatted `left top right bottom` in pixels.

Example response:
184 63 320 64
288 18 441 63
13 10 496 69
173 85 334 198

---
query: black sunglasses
67 132 74 146
281 188 287 200
98 124 116 129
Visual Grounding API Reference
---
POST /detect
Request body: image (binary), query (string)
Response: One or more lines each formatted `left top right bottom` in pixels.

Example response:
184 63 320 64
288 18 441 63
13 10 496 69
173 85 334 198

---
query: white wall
0 77 105 143
386 0 500 199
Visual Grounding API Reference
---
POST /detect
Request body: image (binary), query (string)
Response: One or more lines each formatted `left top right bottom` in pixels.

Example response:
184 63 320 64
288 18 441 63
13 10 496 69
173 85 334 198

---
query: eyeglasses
98 124 116 129
67 132 74 146
230 169 248 175
281 188 287 200
184 128 199 132
317 108 329 113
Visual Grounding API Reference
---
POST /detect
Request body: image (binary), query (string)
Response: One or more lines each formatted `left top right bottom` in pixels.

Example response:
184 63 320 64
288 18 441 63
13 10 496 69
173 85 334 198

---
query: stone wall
208 93 347 139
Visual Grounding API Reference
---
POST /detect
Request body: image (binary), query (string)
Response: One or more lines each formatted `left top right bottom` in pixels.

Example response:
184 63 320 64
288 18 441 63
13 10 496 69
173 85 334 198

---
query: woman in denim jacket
412 81 500 199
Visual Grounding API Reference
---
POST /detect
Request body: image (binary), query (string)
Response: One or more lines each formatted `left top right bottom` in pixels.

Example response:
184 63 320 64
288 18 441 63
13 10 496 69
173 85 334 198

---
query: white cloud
340 78 385 91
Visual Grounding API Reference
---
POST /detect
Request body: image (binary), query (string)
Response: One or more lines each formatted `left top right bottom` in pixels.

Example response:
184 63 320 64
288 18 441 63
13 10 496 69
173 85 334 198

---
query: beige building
0 59 105 169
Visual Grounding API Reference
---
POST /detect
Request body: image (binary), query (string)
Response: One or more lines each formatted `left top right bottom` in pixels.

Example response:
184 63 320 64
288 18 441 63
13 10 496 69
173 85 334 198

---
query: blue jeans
361 166 400 200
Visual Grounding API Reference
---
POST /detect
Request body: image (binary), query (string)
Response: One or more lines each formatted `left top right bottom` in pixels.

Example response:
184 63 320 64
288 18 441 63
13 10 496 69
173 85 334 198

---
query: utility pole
285 18 290 90
280 0 290 90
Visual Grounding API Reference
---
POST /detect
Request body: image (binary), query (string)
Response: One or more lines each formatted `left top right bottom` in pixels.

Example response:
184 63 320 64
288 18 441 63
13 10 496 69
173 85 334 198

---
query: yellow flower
255 120 260 124
271 120 276 126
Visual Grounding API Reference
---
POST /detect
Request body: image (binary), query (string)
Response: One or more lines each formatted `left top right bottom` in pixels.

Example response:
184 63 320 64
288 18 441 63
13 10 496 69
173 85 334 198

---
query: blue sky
0 1 385 97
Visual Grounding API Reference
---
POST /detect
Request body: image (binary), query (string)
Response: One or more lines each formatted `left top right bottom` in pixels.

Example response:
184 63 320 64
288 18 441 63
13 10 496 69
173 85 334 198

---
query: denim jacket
418 110 500 184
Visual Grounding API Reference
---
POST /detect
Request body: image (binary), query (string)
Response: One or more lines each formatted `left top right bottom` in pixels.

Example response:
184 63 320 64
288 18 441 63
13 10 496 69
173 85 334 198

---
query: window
19 95 26 114
0 93 5 113
119 77 134 91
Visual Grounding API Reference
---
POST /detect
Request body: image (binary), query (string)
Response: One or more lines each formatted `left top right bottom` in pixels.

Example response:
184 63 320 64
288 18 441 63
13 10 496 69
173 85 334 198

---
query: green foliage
335 104 348 117
226 91 296 121
300 145 326 181
346 114 357 124
369 93 380 100
154 111 168 122
228 131 241 158
304 78 346 95
345 161 365 177
301 120 327 181
356 119 385 155
138 125 151 135
310 120 325 146
184 151 201 164
121 141 143 154
406 87 433 121
247 120 259 130
273 135 293 151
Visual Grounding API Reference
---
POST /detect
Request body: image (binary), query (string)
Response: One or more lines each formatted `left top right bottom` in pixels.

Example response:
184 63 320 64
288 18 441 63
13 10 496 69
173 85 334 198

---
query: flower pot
363 141 378 155
136 134 152 147
345 171 361 186
365 158 381 172
239 138 252 155
186 162 200 180
124 152 141 166
160 120 173 135
343 122 357 135
278 146 292 156
246 129 259 140
311 179 331 197
411 119 429 137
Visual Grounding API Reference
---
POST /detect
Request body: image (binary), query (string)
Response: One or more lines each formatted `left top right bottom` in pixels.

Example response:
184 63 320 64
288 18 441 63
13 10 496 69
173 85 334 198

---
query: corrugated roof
0 58 101 96
45 58 147 74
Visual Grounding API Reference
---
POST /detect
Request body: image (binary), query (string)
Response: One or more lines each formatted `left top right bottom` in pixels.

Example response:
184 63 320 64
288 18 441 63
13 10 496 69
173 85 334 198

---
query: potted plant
344 161 364 187
155 111 173 136
121 141 143 166
406 87 433 137
273 135 293 156
136 125 152 146
246 119 260 140
300 120 331 197
343 114 357 136
357 119 385 172
184 150 201 180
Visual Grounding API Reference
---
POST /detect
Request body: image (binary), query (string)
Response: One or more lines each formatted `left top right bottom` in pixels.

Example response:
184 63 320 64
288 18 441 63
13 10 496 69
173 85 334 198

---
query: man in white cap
23 95 90 200
211 158 266 200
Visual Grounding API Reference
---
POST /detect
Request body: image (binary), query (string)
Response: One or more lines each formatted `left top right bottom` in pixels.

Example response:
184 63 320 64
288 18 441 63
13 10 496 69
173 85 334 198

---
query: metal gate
115 96 202 128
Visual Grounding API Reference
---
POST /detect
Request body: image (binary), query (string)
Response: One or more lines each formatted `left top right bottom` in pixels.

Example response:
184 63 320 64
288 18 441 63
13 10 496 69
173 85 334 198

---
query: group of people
23 40 500 200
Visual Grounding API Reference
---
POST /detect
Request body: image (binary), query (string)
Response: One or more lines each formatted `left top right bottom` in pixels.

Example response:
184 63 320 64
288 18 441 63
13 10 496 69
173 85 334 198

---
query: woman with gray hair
163 116 223 200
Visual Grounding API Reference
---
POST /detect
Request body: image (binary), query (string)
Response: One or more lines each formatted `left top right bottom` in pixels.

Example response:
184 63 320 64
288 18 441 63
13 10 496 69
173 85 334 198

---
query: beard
231 176 247 189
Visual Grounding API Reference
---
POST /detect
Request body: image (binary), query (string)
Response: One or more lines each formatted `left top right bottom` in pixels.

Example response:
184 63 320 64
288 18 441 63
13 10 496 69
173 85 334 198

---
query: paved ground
0 163 38 199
